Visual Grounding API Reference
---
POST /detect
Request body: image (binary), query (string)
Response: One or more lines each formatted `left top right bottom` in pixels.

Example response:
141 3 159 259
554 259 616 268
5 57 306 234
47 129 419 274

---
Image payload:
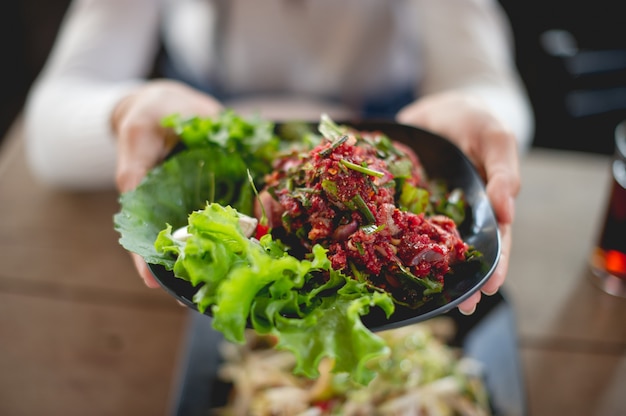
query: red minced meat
263 130 469 304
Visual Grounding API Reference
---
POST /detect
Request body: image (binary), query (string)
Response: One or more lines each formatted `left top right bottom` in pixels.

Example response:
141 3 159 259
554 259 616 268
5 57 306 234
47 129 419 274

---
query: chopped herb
434 188 466 225
321 179 339 199
340 159 385 178
399 181 430 215
361 223 385 235
352 194 376 224
395 263 443 295
318 113 348 140
319 135 348 157
349 261 368 282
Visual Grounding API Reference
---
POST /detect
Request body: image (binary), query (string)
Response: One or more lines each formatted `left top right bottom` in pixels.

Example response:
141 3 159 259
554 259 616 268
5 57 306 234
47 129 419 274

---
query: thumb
115 124 166 193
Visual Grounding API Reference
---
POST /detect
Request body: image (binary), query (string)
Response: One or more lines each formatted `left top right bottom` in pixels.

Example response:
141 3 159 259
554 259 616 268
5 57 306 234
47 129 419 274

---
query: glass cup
589 120 626 297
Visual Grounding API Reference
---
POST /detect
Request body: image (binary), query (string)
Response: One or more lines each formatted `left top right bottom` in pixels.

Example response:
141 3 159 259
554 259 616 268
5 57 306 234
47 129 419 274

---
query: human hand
111 79 223 288
396 91 520 315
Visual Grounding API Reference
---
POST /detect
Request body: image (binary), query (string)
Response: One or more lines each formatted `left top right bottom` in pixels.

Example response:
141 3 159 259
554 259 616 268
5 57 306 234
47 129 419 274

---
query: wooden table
507 148 626 416
0 118 624 415
0 120 187 416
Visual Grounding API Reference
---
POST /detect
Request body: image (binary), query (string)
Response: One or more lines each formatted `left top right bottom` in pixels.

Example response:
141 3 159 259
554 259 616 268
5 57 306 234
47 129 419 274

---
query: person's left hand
396 91 521 315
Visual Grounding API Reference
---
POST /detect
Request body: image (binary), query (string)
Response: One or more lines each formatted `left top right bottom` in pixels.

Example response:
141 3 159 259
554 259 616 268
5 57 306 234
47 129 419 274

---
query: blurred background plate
169 291 526 416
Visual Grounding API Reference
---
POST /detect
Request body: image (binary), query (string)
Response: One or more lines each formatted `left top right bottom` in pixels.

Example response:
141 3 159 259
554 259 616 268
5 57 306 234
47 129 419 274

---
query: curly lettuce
155 203 394 384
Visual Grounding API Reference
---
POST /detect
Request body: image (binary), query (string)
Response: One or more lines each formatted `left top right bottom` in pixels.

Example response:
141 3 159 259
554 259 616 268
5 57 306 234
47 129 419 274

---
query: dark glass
590 121 626 296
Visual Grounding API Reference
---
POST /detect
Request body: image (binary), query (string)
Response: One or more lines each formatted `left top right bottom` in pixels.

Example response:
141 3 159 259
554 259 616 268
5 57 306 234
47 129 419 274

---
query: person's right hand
111 79 223 288
397 91 521 315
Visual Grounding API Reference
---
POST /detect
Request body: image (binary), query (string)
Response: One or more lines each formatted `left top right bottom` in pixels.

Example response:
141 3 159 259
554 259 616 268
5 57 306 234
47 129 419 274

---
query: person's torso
161 0 422 115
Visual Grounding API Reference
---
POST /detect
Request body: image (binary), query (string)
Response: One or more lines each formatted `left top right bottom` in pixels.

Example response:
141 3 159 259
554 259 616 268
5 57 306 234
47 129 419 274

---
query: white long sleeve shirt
24 0 533 189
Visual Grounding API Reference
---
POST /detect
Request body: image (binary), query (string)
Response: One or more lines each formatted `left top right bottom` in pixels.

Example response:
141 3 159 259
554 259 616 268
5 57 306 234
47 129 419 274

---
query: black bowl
148 120 500 331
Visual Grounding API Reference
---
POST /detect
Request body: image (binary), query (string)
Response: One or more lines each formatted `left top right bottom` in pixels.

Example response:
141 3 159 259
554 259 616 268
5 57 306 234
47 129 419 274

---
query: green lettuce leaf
115 111 398 386
114 147 254 267
156 202 395 385
161 110 280 177
273 280 394 384
114 111 279 265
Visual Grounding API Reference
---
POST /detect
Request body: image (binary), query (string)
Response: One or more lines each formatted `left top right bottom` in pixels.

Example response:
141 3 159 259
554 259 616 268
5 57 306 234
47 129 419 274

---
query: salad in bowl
114 111 498 385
